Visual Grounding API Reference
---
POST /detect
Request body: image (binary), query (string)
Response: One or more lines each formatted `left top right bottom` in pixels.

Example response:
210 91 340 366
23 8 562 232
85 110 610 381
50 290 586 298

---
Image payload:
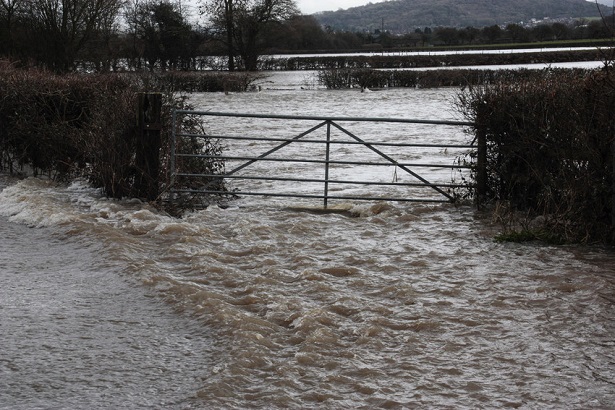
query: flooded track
1 74 615 409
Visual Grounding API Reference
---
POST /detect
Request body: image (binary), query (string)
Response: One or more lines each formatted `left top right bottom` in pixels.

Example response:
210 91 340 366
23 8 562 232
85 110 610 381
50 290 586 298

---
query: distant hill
314 0 608 32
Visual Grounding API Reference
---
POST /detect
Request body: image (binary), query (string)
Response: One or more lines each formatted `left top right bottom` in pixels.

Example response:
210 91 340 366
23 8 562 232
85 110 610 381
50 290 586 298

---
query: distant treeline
263 15 615 57
0 0 613 73
424 21 614 47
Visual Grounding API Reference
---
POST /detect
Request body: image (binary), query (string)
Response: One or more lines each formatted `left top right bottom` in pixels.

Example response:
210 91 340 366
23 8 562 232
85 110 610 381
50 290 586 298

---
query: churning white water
1 72 615 409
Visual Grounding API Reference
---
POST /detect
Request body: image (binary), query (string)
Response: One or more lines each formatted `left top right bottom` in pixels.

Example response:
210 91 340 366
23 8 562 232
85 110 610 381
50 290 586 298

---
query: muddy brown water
1 79 614 408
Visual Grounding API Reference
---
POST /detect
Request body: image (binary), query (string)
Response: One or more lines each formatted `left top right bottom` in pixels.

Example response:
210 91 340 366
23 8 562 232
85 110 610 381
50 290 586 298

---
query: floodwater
268 46 604 59
1 72 615 409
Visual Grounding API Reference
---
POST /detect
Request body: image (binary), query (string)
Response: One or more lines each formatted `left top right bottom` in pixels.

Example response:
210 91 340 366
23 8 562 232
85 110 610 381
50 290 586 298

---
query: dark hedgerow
316 67 594 90
457 67 615 244
128 70 264 93
267 48 604 71
0 61 138 195
0 61 227 210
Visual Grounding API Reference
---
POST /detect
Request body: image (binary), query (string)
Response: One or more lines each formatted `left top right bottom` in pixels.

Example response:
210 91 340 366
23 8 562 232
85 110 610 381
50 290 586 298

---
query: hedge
0 62 228 205
458 67 615 243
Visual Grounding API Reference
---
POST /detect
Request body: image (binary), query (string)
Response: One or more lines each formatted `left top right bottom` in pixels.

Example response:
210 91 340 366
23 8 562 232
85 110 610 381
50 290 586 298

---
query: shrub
0 61 227 209
0 61 138 194
270 49 603 71
126 71 264 93
316 67 594 90
458 67 615 243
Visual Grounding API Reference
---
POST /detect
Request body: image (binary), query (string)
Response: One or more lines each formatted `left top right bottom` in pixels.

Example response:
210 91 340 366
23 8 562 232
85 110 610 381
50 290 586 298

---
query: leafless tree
123 0 202 71
201 0 299 71
22 0 125 72
0 0 24 55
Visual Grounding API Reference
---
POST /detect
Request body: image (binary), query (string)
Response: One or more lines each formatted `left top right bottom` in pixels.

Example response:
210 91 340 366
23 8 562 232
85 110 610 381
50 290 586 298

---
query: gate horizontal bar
170 188 451 203
177 132 475 149
175 172 472 189
175 153 471 169
176 110 474 127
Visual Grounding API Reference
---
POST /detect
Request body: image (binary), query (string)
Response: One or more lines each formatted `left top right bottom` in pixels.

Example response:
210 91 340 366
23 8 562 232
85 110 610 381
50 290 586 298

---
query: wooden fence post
135 92 162 201
476 128 487 209
612 138 615 240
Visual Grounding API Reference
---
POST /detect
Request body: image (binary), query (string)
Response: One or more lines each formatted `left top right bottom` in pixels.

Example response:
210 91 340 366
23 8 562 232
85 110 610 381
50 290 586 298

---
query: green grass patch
495 229 566 245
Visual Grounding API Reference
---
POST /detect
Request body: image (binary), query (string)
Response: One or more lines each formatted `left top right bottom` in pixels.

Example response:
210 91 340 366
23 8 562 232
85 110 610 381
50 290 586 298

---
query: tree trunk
225 0 235 71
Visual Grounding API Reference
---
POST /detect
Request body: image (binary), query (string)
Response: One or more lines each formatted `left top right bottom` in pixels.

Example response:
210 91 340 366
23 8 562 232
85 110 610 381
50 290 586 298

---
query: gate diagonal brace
199 121 328 192
329 121 454 201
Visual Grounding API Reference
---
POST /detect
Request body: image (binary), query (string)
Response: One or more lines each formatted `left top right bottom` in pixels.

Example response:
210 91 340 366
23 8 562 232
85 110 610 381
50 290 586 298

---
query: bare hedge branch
458 67 615 243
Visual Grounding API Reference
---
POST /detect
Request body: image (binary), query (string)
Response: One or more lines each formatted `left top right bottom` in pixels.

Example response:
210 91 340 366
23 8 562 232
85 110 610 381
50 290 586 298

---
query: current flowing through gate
170 110 476 208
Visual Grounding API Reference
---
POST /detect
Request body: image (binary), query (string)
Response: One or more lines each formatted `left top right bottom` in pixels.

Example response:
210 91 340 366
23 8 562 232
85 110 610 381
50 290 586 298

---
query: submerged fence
169 110 481 208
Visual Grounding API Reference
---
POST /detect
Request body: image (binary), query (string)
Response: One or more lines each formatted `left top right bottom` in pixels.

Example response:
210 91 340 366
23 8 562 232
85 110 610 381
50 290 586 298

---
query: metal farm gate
169 110 477 208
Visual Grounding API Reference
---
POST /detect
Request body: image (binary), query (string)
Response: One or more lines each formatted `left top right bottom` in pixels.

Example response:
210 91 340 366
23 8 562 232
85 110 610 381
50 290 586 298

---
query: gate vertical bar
476 128 487 209
324 121 332 209
170 109 178 193
612 138 615 240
